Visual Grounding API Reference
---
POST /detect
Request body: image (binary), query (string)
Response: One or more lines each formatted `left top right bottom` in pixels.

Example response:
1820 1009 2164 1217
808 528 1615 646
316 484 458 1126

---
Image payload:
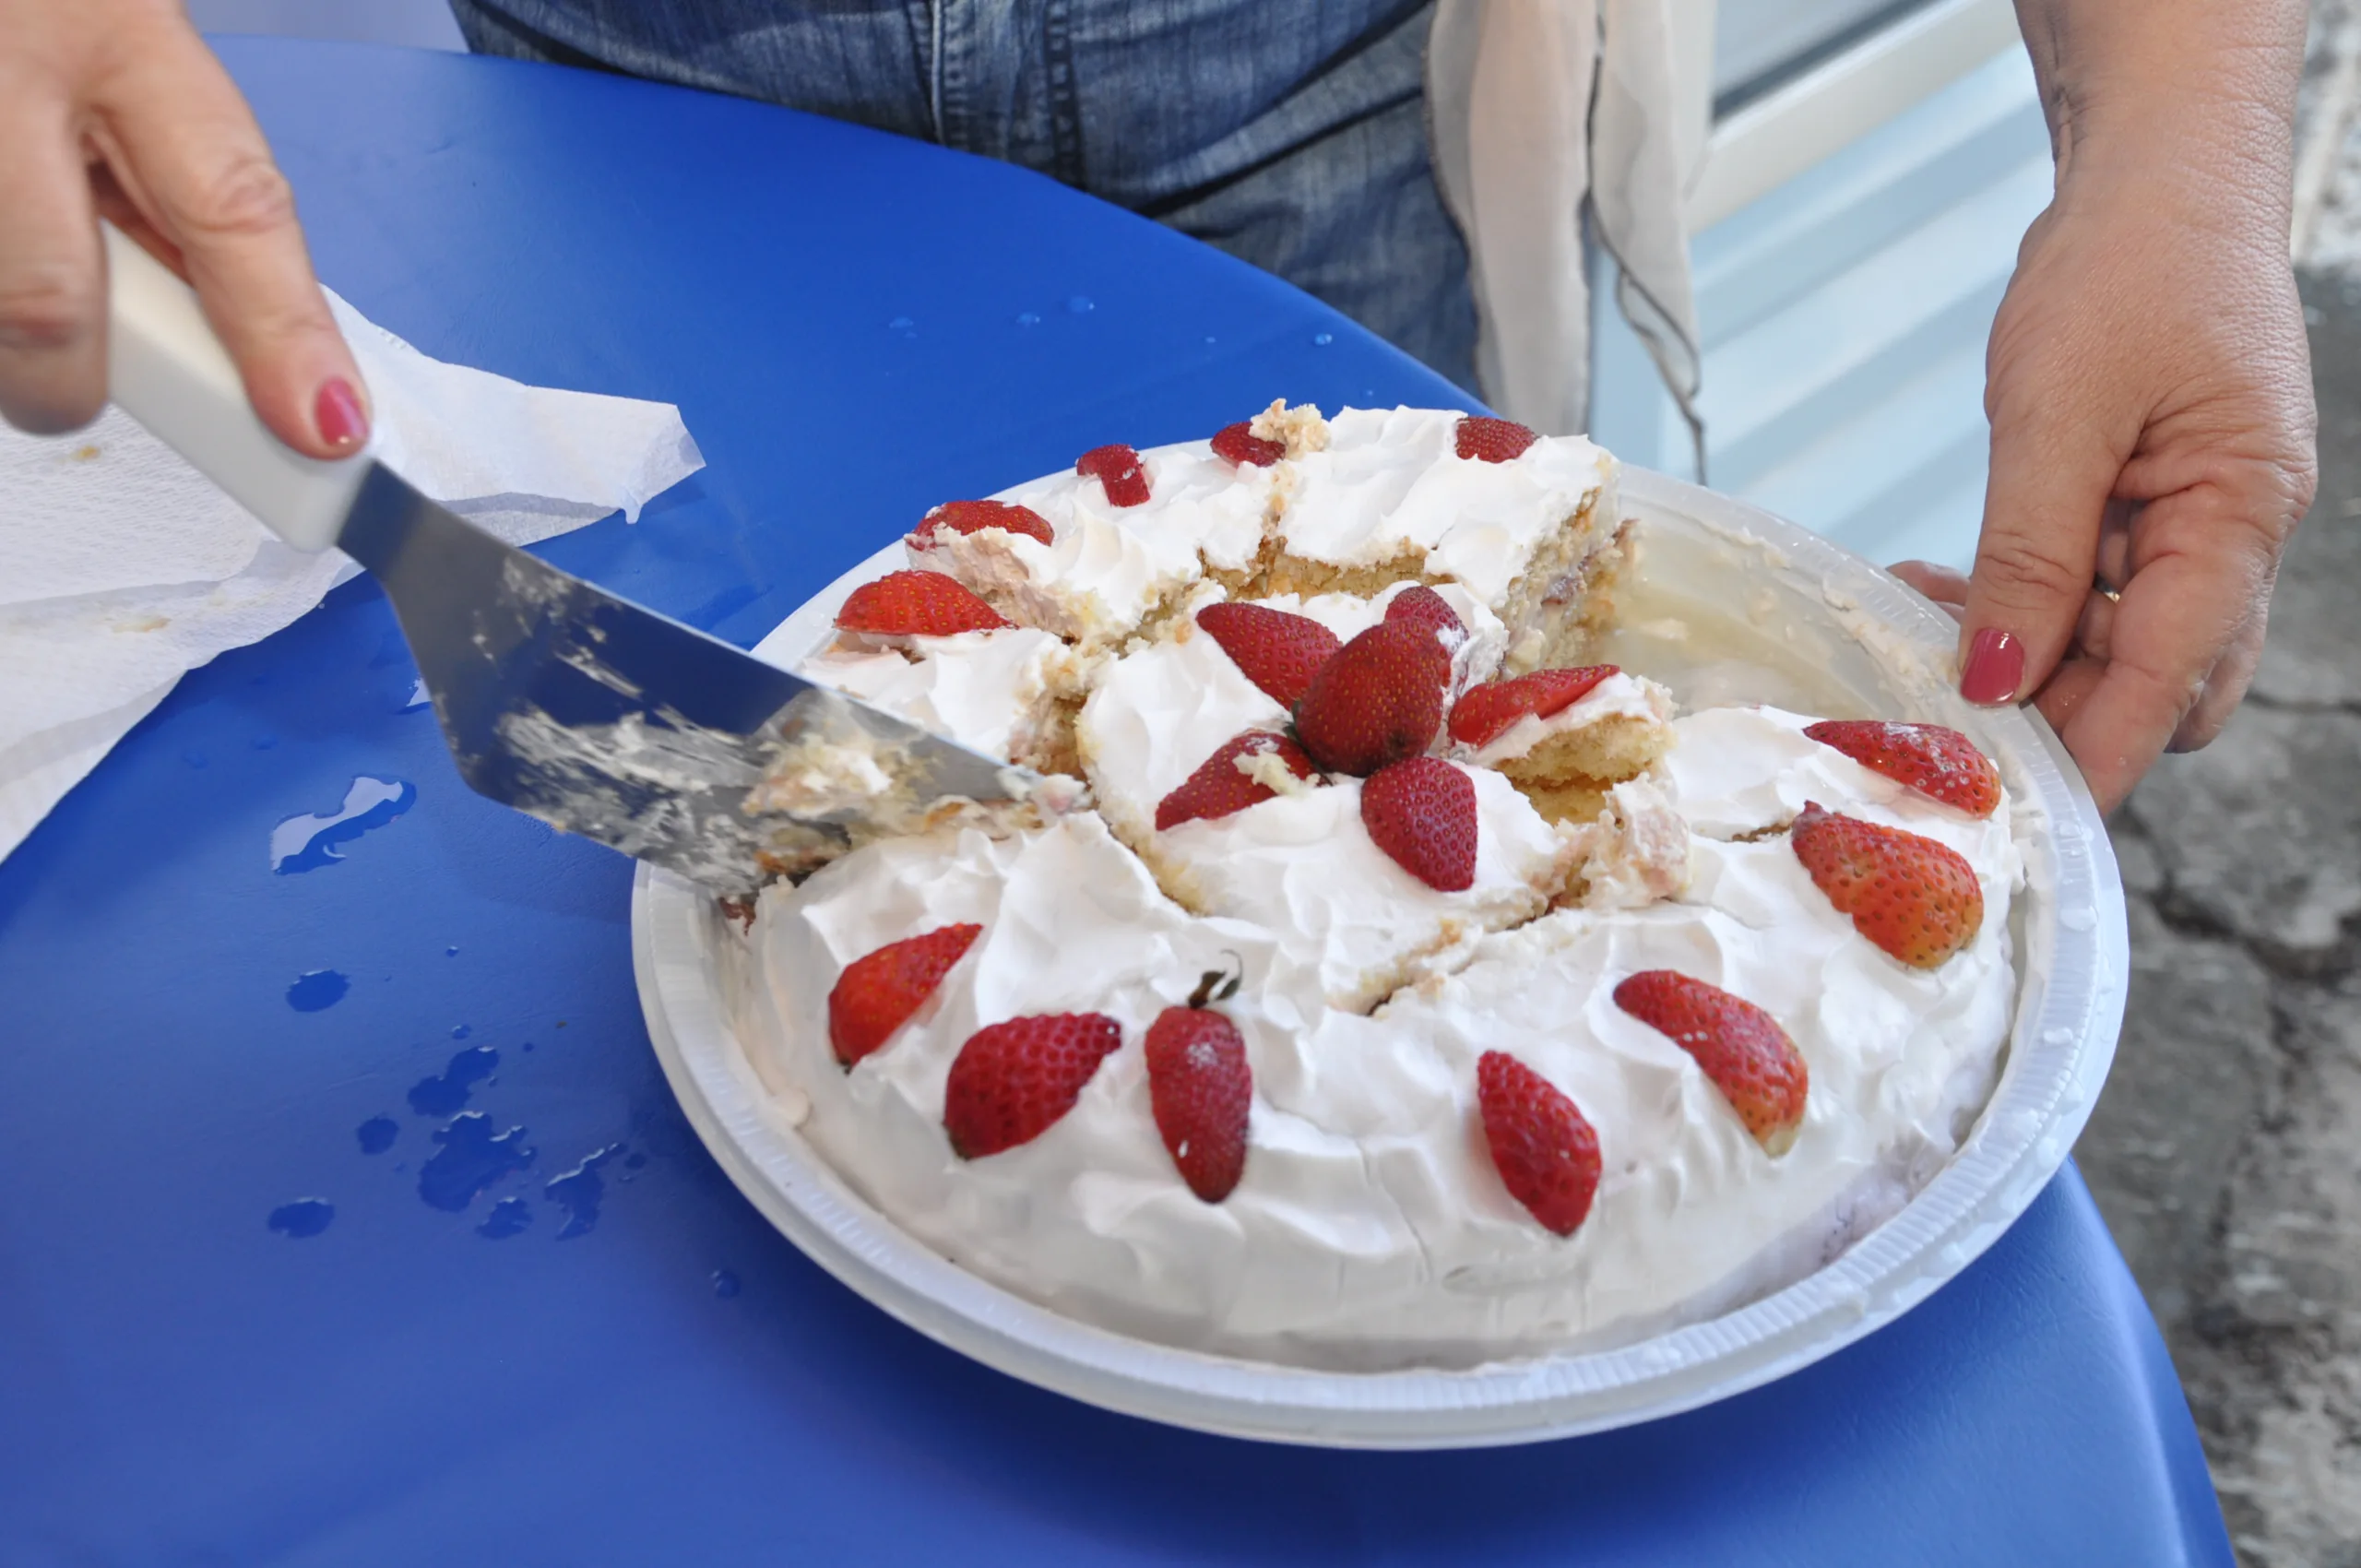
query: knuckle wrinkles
0 267 97 354
180 150 298 239
1978 534 2083 600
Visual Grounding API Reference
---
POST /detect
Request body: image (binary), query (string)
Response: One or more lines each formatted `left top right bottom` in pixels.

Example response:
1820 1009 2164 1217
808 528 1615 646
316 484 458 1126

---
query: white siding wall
1591 48 2054 571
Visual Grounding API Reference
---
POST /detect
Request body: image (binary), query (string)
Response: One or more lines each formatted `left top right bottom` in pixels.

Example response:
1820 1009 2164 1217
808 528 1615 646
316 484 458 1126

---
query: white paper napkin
0 289 705 863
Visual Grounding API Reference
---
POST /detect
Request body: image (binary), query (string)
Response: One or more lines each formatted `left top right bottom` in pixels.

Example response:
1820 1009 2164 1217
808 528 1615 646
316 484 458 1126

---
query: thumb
1957 374 2120 706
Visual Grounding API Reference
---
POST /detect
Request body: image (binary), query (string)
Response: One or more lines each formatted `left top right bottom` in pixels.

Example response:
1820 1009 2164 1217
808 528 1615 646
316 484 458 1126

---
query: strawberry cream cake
744 404 2023 1371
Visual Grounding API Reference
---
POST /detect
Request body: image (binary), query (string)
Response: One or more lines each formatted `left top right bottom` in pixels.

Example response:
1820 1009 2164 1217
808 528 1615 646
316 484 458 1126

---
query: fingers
1959 368 2121 707
2094 495 2136 591
89 17 367 456
0 83 106 433
2072 583 2118 662
2030 654 2106 738
2050 489 2275 810
2171 599 2270 752
1889 559 1970 612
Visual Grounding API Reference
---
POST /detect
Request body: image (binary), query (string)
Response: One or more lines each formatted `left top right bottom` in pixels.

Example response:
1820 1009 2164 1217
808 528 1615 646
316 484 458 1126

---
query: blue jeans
447 0 1477 391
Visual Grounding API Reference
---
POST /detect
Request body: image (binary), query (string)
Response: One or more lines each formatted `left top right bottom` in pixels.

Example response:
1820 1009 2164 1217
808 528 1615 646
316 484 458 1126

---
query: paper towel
0 289 705 863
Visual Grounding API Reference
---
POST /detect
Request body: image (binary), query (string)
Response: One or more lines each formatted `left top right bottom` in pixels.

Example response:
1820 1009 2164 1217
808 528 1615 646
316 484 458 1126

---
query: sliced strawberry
1294 620 1451 776
1383 585 1466 649
836 570 1011 636
1196 601 1342 709
1447 666 1618 749
1455 416 1538 463
1477 1051 1601 1236
943 1013 1124 1159
1076 443 1151 507
909 499 1053 549
1790 802 1984 969
1361 755 1477 892
1211 422 1286 468
1803 719 2001 817
1156 731 1320 831
1612 970 1809 1154
1145 971 1252 1201
827 923 982 1068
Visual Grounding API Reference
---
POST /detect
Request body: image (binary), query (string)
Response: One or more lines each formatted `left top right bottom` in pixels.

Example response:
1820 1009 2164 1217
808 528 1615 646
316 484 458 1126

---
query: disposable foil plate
629 469 2129 1448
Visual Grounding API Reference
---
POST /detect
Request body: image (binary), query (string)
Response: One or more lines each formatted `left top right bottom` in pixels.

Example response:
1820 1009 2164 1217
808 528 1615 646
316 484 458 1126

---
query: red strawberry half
1145 967 1252 1202
1211 422 1286 468
836 570 1011 636
1790 802 1984 969
1361 755 1477 892
1076 443 1151 507
1383 585 1466 649
909 499 1053 549
1612 970 1809 1154
1196 601 1341 709
1447 666 1619 749
943 1013 1124 1159
1477 1051 1601 1237
1803 719 2001 817
1157 731 1320 831
827 923 982 1068
1294 620 1451 776
1455 416 1538 463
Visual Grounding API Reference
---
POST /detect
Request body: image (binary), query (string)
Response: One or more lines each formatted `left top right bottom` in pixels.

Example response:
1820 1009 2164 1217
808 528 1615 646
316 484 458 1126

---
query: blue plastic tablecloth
0 39 2228 1567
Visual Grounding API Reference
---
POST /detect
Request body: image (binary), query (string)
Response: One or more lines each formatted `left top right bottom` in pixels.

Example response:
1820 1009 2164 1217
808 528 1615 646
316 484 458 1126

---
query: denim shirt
450 0 1477 389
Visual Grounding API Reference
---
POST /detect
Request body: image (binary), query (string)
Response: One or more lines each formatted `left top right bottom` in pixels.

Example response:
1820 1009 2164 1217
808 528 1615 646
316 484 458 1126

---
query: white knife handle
101 220 369 552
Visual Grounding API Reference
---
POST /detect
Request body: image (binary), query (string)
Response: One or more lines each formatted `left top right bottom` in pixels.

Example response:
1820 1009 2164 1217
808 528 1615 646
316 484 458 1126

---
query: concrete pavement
2076 267 2361 1565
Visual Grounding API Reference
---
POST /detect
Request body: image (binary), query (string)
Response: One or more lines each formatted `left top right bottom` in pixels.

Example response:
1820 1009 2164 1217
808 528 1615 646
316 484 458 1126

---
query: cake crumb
1235 742 1319 797
1559 778 1691 910
1250 398 1331 457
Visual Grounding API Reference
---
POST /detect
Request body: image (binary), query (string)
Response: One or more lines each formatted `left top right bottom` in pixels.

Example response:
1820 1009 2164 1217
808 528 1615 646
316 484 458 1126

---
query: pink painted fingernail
1961 627 2024 705
314 376 368 450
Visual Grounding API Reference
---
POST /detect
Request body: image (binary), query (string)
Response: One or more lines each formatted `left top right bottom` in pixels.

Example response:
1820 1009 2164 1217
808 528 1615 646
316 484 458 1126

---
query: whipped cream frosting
750 703 2021 1369
1074 576 1558 1008
1278 407 1615 603
1162 771 1566 1012
801 627 1074 764
913 440 1277 643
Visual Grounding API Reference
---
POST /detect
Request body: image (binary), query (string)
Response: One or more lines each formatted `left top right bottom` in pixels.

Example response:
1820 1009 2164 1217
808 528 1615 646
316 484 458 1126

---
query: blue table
0 38 2227 1566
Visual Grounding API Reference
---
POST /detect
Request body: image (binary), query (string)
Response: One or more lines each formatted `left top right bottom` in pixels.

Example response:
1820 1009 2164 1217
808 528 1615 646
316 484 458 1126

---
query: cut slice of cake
1263 406 1629 674
1447 668 1678 826
1157 770 1570 1013
799 625 1088 778
909 438 1282 648
1074 579 1572 1012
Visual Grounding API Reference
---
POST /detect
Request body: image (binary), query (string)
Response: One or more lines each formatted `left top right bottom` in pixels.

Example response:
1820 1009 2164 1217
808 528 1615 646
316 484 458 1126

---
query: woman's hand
0 0 366 452
1925 0 2316 814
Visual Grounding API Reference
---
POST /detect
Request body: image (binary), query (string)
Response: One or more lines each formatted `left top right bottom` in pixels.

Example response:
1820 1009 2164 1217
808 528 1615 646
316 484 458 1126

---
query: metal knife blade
99 220 1042 897
338 465 1038 895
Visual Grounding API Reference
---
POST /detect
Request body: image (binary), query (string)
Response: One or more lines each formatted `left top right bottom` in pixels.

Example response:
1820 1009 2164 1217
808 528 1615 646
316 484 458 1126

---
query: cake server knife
99 222 1044 897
